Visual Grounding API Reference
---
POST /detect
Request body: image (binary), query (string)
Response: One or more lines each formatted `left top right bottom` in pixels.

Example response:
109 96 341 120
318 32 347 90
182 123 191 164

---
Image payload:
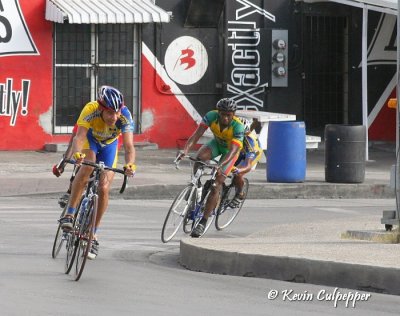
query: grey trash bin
325 124 366 183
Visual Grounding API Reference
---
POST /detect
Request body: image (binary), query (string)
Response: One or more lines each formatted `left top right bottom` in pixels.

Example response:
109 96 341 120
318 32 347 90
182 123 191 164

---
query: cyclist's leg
93 140 118 237
194 141 214 172
60 139 96 229
232 158 248 198
201 143 234 218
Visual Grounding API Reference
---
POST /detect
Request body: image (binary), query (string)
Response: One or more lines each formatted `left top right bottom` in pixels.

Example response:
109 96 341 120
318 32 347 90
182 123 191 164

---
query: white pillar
362 6 369 160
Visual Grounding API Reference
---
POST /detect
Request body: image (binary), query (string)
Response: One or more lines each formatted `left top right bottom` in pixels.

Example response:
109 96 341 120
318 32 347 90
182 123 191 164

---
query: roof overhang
45 0 171 24
296 0 397 15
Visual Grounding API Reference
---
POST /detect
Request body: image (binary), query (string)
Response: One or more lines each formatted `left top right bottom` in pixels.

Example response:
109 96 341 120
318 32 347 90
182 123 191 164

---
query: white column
362 6 369 161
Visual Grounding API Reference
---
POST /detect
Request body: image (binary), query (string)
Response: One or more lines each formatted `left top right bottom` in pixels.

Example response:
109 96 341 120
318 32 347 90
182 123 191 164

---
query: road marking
316 207 359 214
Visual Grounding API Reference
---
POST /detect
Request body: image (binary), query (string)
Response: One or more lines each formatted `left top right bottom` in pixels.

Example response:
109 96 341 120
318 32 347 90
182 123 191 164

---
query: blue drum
267 121 306 182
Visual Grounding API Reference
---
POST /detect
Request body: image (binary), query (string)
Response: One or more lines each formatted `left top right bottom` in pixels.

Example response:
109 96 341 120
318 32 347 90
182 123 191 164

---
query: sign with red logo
164 36 208 85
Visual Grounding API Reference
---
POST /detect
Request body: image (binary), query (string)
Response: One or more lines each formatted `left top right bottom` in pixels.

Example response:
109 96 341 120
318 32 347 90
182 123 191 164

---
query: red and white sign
164 36 208 85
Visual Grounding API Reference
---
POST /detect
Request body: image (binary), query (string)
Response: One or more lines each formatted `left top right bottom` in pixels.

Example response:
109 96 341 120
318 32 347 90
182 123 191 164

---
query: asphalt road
0 197 399 316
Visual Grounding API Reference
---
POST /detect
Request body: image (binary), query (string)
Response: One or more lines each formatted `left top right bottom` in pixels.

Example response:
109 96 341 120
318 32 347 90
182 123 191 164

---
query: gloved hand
72 152 86 165
231 166 240 175
52 164 64 177
124 163 136 177
175 150 185 162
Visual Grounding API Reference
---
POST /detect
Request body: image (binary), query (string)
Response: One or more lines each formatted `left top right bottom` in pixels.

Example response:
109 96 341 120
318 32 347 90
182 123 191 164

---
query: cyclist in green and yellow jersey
179 98 245 237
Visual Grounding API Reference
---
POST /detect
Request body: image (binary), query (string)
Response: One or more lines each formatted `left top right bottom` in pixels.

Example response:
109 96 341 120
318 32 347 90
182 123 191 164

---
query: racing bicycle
51 162 78 259
161 155 248 243
62 159 127 281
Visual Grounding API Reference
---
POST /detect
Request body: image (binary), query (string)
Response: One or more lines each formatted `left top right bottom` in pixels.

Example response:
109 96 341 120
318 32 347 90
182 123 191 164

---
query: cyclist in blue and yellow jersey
180 98 245 237
58 85 136 259
229 118 262 208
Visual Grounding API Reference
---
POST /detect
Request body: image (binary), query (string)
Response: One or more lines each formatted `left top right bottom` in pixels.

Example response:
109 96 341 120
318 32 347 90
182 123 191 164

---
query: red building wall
1 0 71 150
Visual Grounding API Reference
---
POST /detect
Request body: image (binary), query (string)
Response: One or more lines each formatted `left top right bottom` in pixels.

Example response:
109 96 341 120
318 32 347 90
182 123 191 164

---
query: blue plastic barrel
267 121 306 182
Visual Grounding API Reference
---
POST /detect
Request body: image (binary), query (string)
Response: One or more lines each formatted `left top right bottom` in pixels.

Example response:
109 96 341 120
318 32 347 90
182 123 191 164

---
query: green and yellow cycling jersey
201 110 244 149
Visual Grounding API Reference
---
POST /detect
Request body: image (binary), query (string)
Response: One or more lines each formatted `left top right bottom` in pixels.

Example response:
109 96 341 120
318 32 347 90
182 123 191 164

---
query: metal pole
362 6 369 161
396 0 400 223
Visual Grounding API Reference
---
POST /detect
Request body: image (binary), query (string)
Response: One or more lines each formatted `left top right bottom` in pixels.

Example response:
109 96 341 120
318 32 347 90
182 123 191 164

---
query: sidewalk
180 212 400 296
0 143 395 199
0 144 398 295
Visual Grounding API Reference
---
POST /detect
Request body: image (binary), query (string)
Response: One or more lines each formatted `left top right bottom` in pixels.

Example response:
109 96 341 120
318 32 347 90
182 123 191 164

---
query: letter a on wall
0 0 39 57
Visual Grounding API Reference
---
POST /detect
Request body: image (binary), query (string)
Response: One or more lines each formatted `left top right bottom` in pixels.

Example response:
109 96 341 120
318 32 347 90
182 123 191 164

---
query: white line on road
316 207 359 214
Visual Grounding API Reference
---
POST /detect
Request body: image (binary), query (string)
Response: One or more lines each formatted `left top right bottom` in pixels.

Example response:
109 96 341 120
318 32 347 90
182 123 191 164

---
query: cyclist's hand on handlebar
124 163 136 177
72 152 85 165
174 151 186 168
231 167 240 175
175 150 185 162
52 164 64 177
52 156 66 177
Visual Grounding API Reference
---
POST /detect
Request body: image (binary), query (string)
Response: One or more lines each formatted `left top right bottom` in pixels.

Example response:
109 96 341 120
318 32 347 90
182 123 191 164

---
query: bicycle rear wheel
64 226 78 274
52 204 68 259
215 178 249 230
161 186 193 243
74 195 97 281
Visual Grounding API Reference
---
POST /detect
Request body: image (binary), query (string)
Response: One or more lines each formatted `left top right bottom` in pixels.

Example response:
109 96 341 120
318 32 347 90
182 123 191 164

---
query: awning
297 0 397 15
45 0 171 24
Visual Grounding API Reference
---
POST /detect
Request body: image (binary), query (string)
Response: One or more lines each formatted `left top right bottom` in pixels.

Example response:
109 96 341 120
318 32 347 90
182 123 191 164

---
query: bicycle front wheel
215 178 249 230
52 204 68 259
74 195 97 281
65 197 85 274
161 186 194 243
192 190 215 237
182 190 197 234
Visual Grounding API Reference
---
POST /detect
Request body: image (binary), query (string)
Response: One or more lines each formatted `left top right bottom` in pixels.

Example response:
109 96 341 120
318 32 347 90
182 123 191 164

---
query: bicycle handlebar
174 154 218 170
174 154 235 180
64 159 128 194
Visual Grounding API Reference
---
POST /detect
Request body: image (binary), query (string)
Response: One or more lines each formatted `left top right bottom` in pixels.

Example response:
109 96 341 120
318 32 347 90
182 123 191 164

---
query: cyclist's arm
122 131 136 165
68 125 88 159
183 124 208 155
235 156 253 175
64 129 77 159
219 143 241 169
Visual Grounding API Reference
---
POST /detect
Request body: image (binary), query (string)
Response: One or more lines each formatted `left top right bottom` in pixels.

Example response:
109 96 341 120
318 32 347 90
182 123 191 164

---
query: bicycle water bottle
79 198 88 224
81 198 88 211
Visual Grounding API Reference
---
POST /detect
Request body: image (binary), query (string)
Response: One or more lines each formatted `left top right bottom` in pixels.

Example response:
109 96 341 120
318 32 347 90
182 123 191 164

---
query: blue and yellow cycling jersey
236 131 262 166
77 101 134 145
201 110 244 149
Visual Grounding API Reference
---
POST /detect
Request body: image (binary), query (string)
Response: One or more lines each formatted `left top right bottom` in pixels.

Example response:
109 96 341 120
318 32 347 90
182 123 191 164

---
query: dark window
53 23 140 133
302 15 349 135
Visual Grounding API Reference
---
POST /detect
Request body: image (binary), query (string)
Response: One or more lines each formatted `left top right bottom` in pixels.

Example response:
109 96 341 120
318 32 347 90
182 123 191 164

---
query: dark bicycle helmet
97 85 124 112
216 98 237 112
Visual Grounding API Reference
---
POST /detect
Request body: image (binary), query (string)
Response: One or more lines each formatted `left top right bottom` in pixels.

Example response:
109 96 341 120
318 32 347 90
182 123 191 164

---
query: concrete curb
5 183 394 199
342 230 400 243
180 239 400 295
